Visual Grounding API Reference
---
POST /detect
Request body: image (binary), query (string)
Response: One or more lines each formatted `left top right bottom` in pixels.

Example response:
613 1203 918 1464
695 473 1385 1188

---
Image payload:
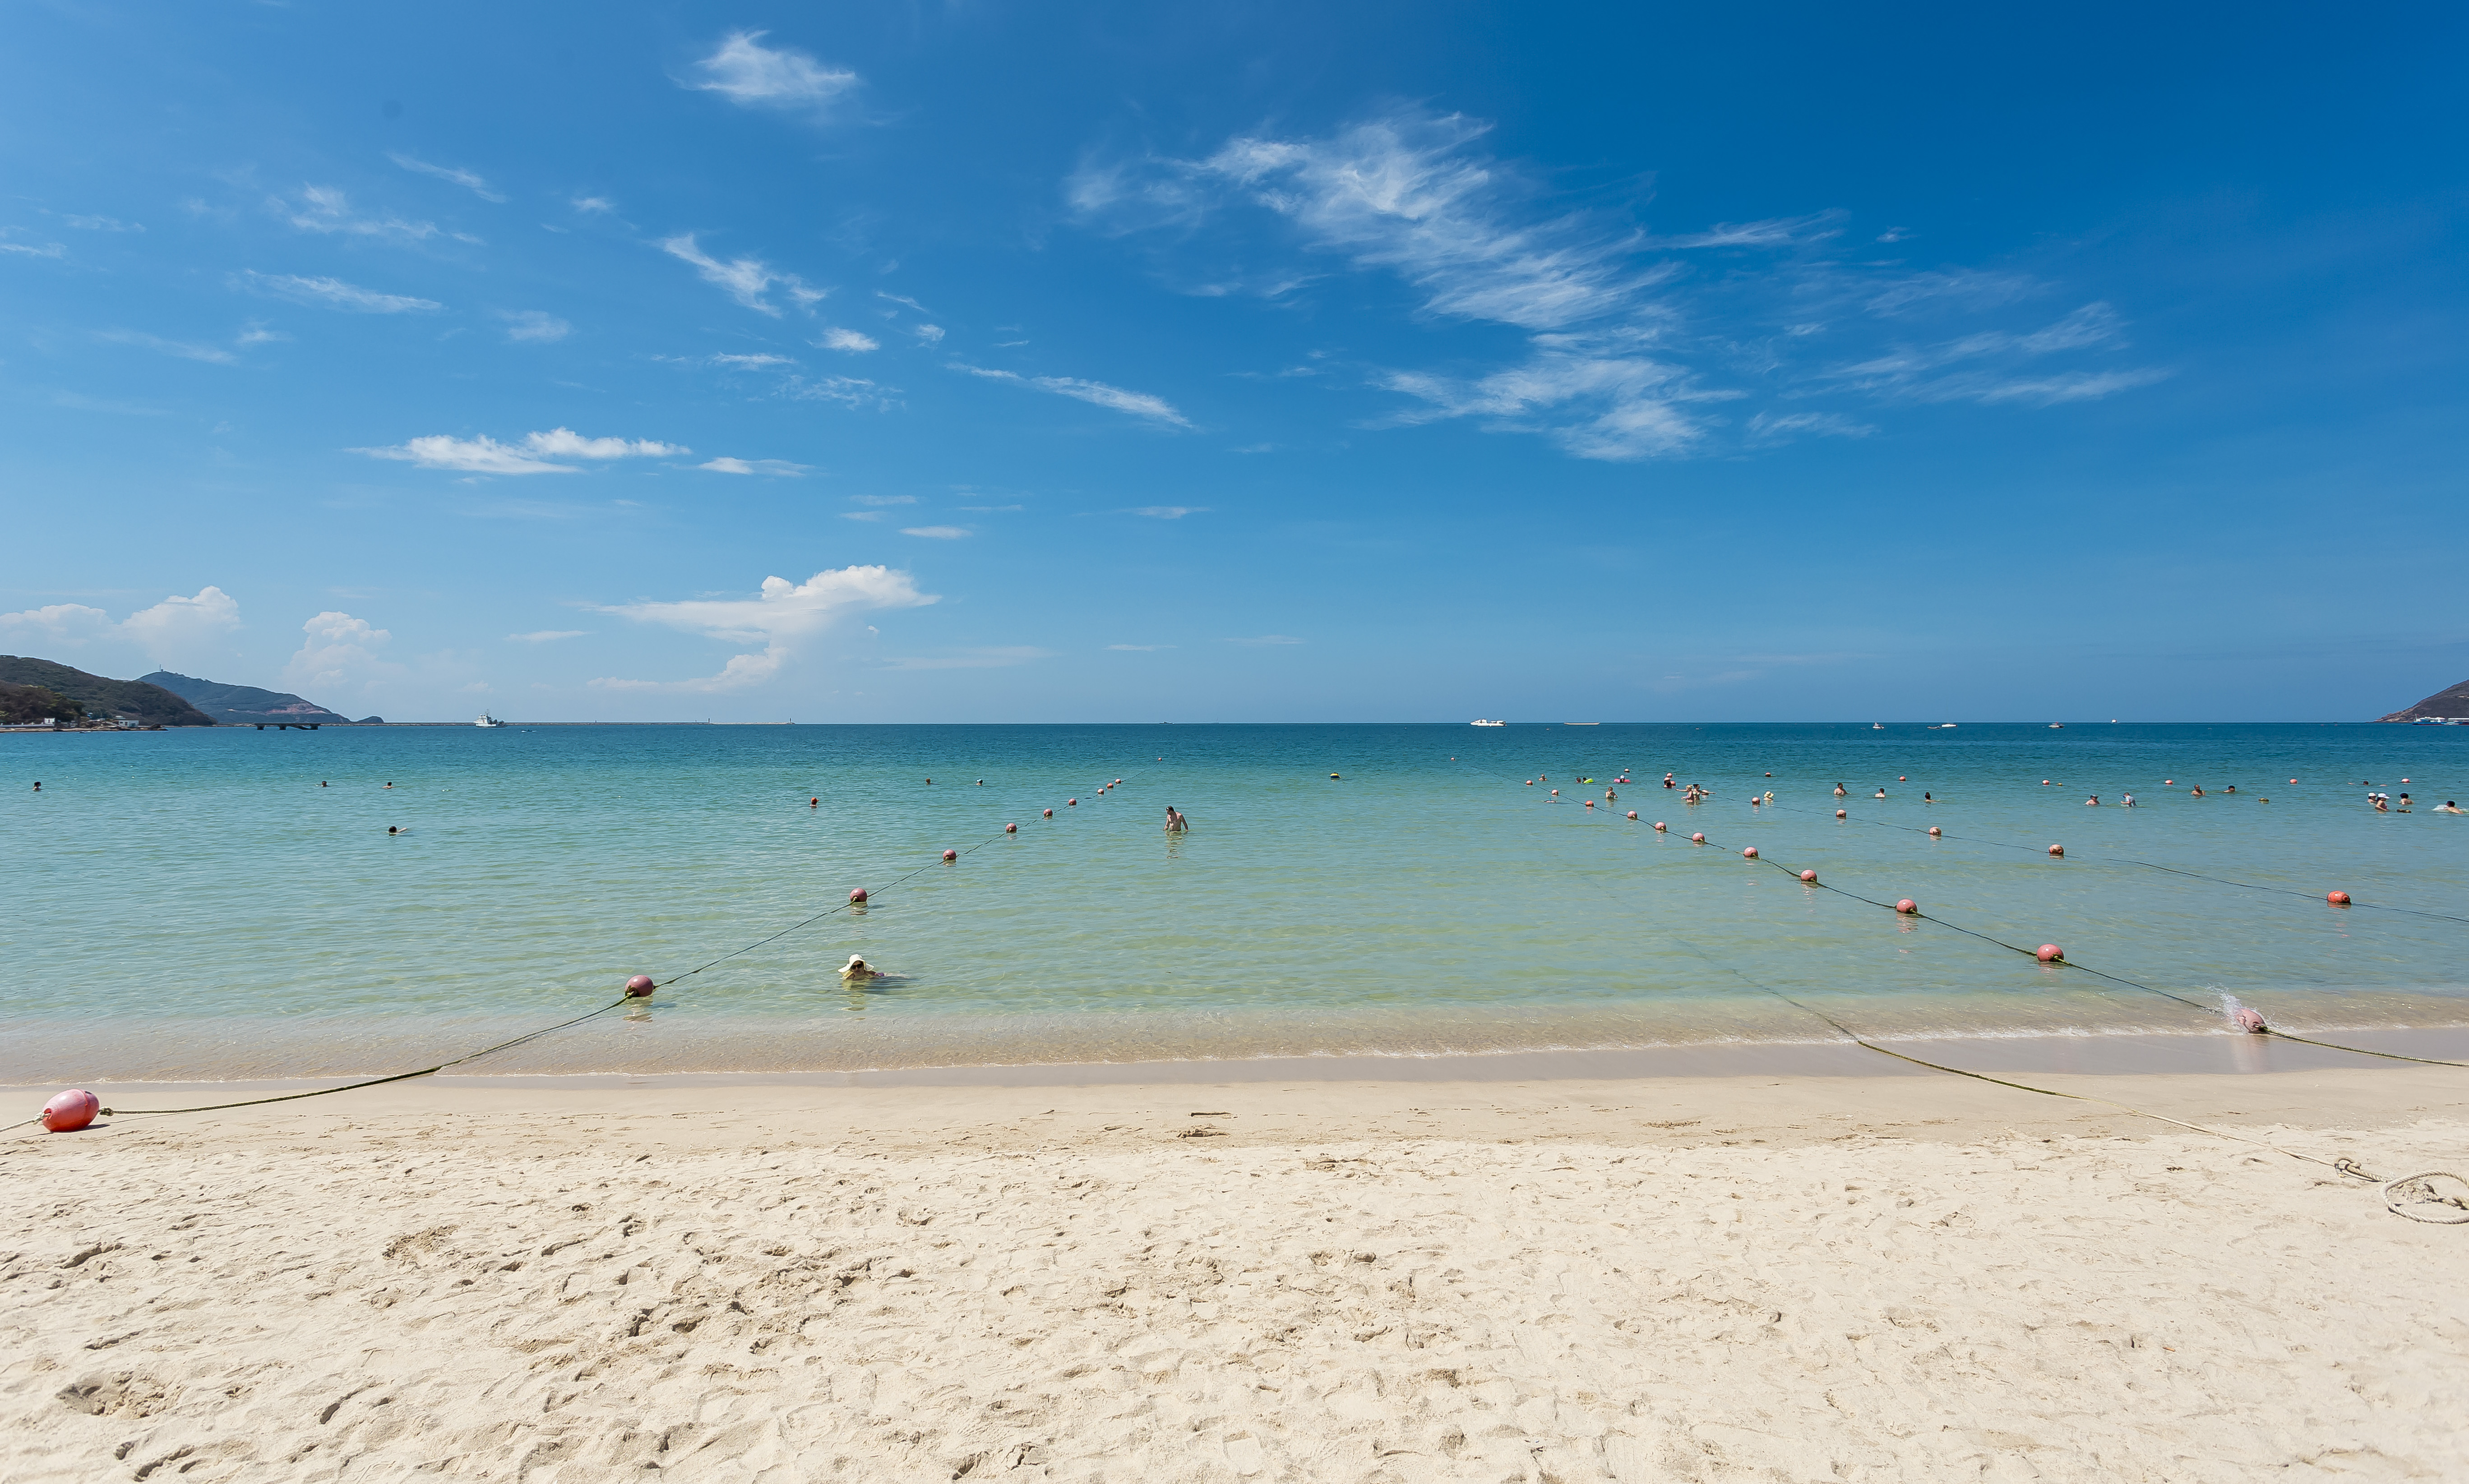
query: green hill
0 656 216 726
141 670 356 726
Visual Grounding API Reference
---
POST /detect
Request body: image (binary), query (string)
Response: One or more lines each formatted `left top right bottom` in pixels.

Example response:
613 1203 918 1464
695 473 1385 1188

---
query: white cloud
2 587 242 671
592 565 936 691
1126 506 1205 518
236 321 288 346
96 329 238 365
841 511 884 522
783 374 892 409
879 647 1052 671
1 240 68 258
1967 369 2172 405
1107 643 1174 651
684 31 859 110
952 364 1189 427
356 428 686 475
878 292 932 313
388 153 507 203
508 629 587 643
238 271 441 313
285 611 399 695
850 494 917 505
63 215 143 232
276 185 450 243
499 309 572 342
1747 410 1876 442
911 323 945 344
1824 304 2166 405
901 525 970 539
1224 635 1304 646
819 327 879 352
658 233 823 317
573 196 615 215
700 456 809 475
1379 343 1716 461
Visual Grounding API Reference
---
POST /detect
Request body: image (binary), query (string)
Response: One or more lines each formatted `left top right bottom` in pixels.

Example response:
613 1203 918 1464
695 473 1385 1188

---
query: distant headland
0 656 378 728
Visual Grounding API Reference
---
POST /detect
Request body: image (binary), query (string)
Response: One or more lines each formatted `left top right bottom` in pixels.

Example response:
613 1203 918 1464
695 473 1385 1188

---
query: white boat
1872 723 1884 729
1470 719 1507 727
475 713 507 728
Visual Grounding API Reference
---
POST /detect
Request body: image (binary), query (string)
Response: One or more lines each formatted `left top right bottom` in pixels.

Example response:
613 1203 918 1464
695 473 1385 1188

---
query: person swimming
1874 788 1887 798
840 954 882 981
2436 800 2463 814
2122 793 2136 807
1164 806 1188 832
2085 795 2100 806
1834 783 1848 796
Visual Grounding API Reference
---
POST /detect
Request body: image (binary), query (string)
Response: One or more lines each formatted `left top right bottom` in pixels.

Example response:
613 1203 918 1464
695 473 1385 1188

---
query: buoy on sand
849 888 869 904
41 1089 100 1133
941 849 958 862
2231 1006 2267 1033
2036 944 2064 963
624 974 656 997
2327 890 2352 906
1896 899 1919 915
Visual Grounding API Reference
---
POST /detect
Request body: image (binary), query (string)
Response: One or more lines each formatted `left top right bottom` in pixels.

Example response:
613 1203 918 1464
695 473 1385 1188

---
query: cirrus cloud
355 427 687 476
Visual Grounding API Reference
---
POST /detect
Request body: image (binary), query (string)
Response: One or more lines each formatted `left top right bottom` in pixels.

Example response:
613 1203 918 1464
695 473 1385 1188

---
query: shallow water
4 722 2464 1080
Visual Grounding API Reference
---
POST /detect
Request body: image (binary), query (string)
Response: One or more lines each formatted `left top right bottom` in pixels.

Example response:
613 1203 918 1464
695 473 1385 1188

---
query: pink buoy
2036 944 2063 963
1626 811 1638 820
1896 899 1919 915
849 888 869 903
1653 821 1667 831
41 1089 99 1133
1525 780 1534 786
2326 890 2351 906
2048 843 2064 857
2289 778 2298 784
1068 798 1077 806
1005 822 1018 833
1741 846 1758 858
1550 788 1560 795
1928 825 1942 836
1800 870 1817 883
2231 1006 2267 1033
1043 807 1054 818
1584 799 1594 808
1835 809 1847 820
941 849 958 862
2164 779 2173 785
624 974 656 997
1690 832 1706 844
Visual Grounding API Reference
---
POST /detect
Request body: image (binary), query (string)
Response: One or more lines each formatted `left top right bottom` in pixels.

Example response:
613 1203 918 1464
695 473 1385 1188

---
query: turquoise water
3 723 2464 1081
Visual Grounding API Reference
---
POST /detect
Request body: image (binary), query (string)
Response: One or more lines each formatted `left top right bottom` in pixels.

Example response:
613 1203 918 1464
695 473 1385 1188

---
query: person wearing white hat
840 954 882 981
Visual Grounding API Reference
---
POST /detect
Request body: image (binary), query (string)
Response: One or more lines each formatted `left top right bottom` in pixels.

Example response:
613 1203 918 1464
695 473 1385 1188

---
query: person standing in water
1164 806 1189 832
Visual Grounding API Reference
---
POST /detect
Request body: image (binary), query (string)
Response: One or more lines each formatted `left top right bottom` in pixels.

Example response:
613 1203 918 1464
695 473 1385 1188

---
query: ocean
4 722 2464 1084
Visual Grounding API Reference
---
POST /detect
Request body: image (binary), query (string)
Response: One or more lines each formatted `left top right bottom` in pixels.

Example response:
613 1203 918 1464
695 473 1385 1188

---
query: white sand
5 1067 2467 1482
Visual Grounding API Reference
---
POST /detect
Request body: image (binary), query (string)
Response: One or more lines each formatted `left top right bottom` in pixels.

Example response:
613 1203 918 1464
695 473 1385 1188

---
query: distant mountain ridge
142 670 369 725
2380 677 2469 722
0 656 215 726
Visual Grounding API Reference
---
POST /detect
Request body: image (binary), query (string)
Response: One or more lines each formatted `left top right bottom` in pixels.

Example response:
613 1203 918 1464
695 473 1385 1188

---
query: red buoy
941 849 958 862
1068 798 1078 806
624 974 656 997
849 888 869 903
1005 822 1018 833
2036 944 2063 963
1584 799 1595 808
2327 890 2351 906
1896 899 1919 915
2048 843 2064 857
1043 808 1054 817
1836 809 1847 819
809 797 818 807
1928 826 1942 836
1691 832 1706 844
40 1089 99 1133
1654 821 1668 831
2231 1006 2267 1033
1627 811 1638 820
1550 788 1560 795
1741 846 1758 858
1799 870 1817 883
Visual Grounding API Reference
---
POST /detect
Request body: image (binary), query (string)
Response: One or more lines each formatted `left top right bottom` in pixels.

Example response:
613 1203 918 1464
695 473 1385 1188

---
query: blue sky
4 3 2463 721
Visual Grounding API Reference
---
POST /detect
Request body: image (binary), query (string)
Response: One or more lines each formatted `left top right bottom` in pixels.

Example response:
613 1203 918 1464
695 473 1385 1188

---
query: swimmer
1164 806 1189 833
2372 793 2389 812
1834 783 1848 796
385 782 393 788
1604 787 1616 801
2397 793 2413 811
2085 795 2099 806
1663 773 1674 788
839 954 882 982
31 782 39 791
320 781 328 788
976 779 985 786
925 778 933 785
1923 792 1933 802
2436 801 2464 814
387 825 404 835
2122 793 2136 807
1874 788 1887 799
2189 786 2204 797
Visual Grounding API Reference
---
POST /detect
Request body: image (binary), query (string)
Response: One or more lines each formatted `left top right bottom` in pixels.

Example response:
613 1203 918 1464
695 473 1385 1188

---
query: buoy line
1774 801 2469 926
1455 758 2469 1225
18 782 1114 1136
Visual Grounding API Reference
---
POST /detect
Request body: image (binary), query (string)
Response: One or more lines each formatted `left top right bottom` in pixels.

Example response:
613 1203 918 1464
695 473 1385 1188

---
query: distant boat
1470 719 1506 727
1872 723 1884 729
2049 723 2064 728
475 713 507 728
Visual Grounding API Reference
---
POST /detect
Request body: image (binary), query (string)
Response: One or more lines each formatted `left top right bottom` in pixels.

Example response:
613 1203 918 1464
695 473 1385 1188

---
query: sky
3 2 2464 723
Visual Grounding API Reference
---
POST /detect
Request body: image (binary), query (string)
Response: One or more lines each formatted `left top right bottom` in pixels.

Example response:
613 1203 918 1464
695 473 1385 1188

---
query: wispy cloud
236 321 288 346
952 364 1190 427
658 233 823 316
96 329 238 365
572 196 615 215
388 153 506 203
238 271 441 313
275 185 463 244
1107 643 1174 651
1 240 67 259
1823 304 2167 405
783 374 894 410
700 456 809 475
592 565 935 691
508 629 587 642
901 525 971 539
1378 342 1725 461
1224 634 1304 646
880 647 1053 671
1747 410 1875 442
851 494 917 505
62 214 143 232
1126 505 1205 518
819 327 878 352
356 428 686 476
499 309 572 342
684 31 859 111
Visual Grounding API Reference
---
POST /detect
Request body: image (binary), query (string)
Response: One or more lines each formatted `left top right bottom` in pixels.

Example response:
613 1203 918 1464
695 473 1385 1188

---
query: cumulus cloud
699 456 809 475
952 364 1189 427
96 329 238 365
911 324 945 344
818 327 878 352
389 153 506 202
499 309 571 342
238 271 440 313
683 31 859 111
2 586 242 671
285 611 399 695
592 565 936 691
356 428 687 475
658 233 823 316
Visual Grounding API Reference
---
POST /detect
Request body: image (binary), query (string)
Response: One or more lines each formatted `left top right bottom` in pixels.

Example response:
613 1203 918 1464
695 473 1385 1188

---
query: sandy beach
5 1064 2467 1482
